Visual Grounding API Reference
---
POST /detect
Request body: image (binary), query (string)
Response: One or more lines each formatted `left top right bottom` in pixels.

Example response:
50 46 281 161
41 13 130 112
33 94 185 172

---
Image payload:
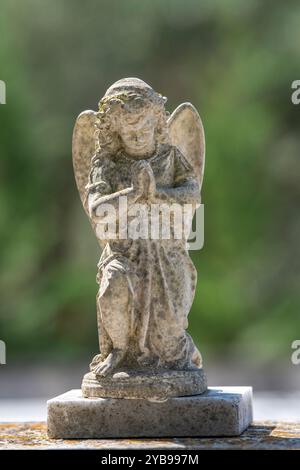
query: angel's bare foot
89 353 104 371
94 349 126 377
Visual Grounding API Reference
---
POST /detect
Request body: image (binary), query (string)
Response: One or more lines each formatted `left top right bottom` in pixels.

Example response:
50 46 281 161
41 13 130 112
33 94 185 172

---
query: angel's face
119 109 156 159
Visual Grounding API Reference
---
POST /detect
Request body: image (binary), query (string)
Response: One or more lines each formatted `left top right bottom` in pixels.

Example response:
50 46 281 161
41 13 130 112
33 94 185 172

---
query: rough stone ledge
47 386 253 439
2 420 300 449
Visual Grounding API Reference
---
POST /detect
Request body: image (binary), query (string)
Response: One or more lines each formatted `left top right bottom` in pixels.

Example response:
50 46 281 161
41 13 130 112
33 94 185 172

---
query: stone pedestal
47 386 253 439
82 368 207 400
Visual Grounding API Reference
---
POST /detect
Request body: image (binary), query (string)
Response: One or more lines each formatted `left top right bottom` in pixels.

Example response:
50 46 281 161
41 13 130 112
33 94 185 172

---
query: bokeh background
1 0 300 399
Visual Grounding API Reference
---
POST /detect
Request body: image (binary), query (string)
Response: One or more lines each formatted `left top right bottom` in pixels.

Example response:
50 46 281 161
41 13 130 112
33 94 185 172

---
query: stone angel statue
73 78 206 399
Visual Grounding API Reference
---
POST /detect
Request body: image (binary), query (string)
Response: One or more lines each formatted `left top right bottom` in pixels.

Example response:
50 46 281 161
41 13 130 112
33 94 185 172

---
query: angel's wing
168 103 205 189
72 110 97 213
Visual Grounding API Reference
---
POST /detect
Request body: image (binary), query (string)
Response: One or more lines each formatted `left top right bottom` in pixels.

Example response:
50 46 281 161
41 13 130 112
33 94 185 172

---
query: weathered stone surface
82 368 207 400
72 78 207 399
2 420 300 449
47 386 253 439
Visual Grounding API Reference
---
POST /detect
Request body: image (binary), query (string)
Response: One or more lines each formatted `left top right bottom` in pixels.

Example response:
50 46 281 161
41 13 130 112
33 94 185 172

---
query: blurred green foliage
0 0 300 363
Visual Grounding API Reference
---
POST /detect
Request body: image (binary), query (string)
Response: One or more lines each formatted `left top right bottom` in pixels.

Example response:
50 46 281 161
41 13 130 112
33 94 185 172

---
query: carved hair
94 90 169 159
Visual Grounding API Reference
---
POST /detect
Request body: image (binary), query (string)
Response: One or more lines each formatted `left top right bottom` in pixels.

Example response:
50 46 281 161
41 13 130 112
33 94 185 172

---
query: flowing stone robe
87 143 202 371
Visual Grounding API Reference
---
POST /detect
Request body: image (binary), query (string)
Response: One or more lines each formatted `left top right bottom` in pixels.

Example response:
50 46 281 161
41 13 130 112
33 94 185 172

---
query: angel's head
95 78 169 159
